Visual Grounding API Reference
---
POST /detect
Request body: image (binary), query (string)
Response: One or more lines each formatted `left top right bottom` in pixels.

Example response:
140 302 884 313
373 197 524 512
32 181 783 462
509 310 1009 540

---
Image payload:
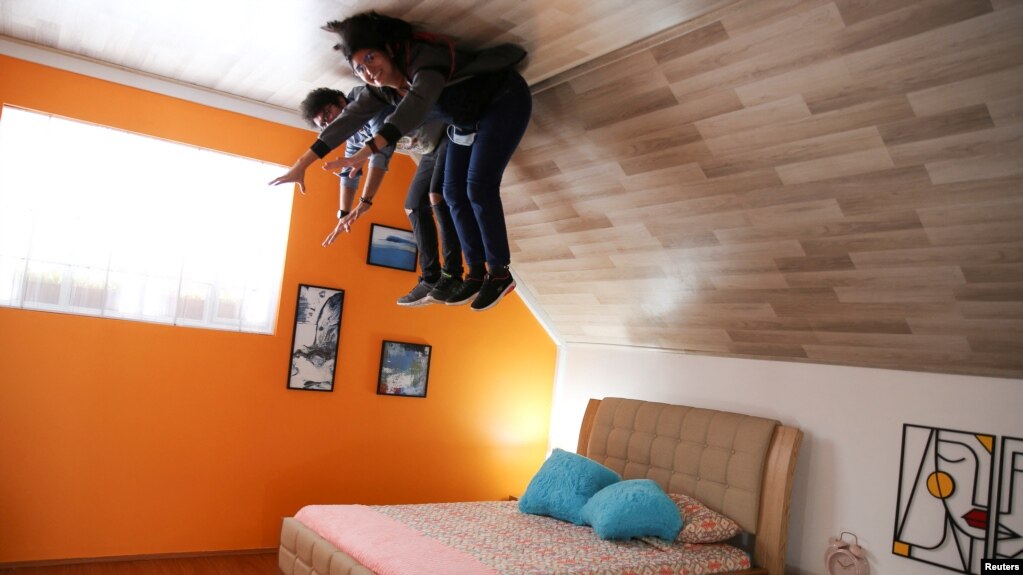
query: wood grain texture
6 0 1019 377
0 0 746 112
0 551 277 574
753 426 804 575
510 0 1023 377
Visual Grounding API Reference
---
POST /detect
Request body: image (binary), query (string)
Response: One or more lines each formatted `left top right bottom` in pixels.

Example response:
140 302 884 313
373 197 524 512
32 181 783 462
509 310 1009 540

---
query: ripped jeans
405 138 462 280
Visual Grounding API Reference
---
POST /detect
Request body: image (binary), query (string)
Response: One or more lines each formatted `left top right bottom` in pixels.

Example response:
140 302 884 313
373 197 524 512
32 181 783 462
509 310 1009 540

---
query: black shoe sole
445 294 478 306
444 283 483 306
471 281 516 312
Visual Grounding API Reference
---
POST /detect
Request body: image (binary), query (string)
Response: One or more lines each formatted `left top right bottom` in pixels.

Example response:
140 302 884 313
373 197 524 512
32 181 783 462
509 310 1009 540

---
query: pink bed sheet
296 500 751 575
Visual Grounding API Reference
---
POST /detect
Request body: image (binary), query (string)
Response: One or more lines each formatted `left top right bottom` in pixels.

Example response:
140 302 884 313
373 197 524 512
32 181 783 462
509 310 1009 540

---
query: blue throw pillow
518 448 621 524
580 479 683 541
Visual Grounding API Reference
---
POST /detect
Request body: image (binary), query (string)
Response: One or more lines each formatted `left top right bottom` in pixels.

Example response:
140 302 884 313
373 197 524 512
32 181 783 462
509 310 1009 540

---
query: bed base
279 516 373 575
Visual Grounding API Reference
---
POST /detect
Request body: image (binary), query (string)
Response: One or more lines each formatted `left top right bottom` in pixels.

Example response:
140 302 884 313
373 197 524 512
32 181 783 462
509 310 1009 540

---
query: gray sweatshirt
311 41 526 159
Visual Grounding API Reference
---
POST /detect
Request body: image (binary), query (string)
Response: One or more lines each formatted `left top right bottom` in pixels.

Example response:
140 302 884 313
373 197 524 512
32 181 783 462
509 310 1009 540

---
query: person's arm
270 89 386 193
334 165 387 235
322 180 360 247
336 137 363 195
339 181 358 214
323 138 392 245
322 139 363 247
325 46 450 176
375 42 454 146
323 133 396 182
322 132 393 174
375 68 447 147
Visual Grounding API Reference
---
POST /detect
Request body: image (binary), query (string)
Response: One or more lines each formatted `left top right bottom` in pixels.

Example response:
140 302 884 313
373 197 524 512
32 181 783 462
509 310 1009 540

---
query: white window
0 106 293 334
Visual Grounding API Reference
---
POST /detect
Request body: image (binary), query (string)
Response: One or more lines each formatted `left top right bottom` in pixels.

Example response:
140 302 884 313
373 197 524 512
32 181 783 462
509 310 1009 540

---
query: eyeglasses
313 104 340 130
351 50 377 78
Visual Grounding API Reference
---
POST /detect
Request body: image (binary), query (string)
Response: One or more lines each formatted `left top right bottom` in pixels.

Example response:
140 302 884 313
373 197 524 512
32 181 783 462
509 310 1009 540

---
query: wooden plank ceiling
504 0 1023 378
1 0 1021 378
0 0 735 110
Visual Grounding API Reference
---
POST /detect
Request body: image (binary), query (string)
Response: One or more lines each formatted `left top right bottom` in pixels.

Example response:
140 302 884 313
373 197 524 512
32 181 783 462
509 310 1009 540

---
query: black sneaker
427 273 463 303
396 278 437 307
445 276 484 306
471 272 516 311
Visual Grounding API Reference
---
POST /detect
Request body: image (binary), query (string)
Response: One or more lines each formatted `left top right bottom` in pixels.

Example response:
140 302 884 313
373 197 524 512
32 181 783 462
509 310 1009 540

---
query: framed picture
367 223 418 272
287 284 344 392
377 340 432 398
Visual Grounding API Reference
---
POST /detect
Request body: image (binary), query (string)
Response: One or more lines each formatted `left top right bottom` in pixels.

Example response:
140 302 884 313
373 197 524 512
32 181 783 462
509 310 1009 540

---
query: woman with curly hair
270 12 531 311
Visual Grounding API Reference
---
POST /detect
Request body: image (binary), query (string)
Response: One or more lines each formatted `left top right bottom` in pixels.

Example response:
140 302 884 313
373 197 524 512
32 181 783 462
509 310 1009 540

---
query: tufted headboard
583 396 778 532
577 397 803 575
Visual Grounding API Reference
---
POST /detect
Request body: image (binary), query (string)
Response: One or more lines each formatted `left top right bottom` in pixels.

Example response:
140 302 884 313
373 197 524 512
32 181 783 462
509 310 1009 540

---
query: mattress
284 500 751 575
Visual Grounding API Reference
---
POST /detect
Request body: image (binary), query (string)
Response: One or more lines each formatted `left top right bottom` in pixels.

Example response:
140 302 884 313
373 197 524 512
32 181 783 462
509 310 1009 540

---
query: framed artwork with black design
287 284 344 392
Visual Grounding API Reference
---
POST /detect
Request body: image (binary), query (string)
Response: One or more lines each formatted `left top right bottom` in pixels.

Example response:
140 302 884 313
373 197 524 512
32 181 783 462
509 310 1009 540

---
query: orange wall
0 55 557 563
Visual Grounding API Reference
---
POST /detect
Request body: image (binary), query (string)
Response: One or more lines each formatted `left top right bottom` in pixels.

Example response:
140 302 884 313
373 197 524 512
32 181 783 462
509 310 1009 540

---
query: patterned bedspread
298 500 751 575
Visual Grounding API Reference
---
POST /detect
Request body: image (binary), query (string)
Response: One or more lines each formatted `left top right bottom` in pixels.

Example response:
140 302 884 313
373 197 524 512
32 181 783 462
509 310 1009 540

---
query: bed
278 397 803 575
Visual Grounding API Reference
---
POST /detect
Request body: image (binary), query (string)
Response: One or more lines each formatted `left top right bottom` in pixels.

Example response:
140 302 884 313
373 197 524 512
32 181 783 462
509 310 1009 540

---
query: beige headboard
582 397 780 534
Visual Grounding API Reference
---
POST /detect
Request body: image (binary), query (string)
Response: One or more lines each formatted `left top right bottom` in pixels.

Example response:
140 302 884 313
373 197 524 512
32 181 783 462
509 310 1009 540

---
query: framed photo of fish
287 284 344 392
367 224 418 272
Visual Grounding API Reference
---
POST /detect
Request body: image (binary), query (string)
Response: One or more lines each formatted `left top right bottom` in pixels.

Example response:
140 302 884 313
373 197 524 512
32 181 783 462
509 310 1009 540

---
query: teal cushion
581 479 683 541
518 448 621 524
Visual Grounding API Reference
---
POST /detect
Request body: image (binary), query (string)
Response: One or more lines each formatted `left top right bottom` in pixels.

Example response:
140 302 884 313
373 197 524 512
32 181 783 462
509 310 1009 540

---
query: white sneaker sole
396 297 435 308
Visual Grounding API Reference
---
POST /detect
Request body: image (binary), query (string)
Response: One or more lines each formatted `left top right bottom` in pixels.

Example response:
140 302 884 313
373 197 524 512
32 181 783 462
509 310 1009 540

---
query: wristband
359 196 373 206
336 209 349 219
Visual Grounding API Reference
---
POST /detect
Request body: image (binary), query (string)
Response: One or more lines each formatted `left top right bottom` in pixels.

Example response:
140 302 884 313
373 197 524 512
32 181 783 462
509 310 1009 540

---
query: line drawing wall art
994 437 1023 562
893 424 998 574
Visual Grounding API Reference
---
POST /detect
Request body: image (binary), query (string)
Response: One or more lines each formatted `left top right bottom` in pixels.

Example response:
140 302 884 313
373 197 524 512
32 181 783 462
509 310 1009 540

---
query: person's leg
432 203 461 274
443 135 484 273
463 72 532 311
442 128 487 305
397 152 441 307
424 139 466 303
466 72 531 271
406 151 442 282
429 140 463 277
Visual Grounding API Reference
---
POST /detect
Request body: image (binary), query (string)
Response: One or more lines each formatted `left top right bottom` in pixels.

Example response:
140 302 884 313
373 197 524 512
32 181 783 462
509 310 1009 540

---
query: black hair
299 87 347 127
324 11 414 63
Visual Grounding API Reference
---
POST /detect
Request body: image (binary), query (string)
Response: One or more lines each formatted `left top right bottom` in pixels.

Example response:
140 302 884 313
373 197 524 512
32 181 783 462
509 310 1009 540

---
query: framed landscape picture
377 340 431 398
287 284 344 392
367 224 418 272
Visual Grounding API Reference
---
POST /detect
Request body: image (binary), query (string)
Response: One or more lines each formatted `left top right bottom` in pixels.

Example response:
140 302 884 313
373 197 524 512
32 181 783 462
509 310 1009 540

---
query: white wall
550 344 1023 575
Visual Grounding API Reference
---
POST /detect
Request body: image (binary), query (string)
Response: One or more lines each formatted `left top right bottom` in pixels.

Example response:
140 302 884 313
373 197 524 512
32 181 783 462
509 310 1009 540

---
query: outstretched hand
269 164 308 195
323 155 362 173
340 208 363 232
270 151 318 195
322 208 367 247
322 220 347 247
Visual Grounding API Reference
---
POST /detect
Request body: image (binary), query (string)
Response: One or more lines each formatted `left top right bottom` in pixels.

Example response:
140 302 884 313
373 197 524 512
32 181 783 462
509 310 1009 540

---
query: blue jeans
443 71 532 271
